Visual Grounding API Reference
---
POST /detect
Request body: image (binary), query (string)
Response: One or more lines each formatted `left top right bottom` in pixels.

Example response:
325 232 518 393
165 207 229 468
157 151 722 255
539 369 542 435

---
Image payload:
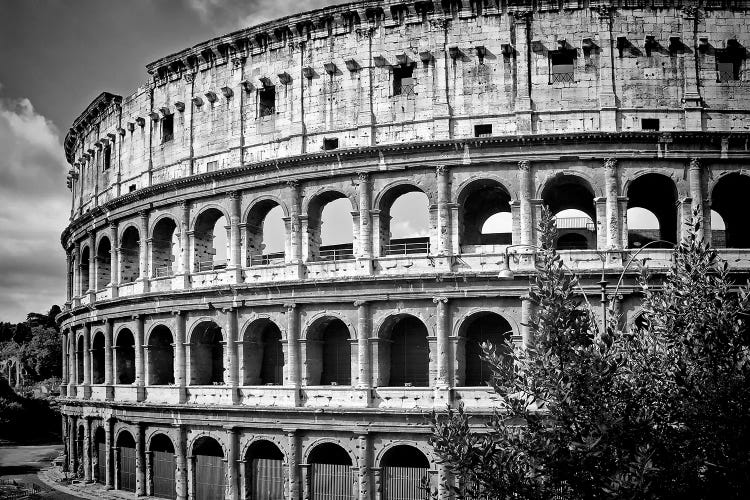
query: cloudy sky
0 0 346 322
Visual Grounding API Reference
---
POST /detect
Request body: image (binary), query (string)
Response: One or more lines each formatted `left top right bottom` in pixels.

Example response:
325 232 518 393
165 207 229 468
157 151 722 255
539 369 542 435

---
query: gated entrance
309 443 354 500
381 445 431 500
193 437 225 500
95 427 106 484
246 440 285 500
150 434 176 499
116 431 137 492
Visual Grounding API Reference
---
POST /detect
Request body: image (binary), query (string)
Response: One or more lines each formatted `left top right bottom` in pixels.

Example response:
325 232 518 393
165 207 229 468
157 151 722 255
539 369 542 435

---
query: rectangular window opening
206 161 218 172
641 118 660 131
161 114 174 143
129 184 137 193
323 138 339 151
258 86 276 117
103 146 111 170
550 51 575 84
474 124 493 137
393 64 415 96
717 51 742 82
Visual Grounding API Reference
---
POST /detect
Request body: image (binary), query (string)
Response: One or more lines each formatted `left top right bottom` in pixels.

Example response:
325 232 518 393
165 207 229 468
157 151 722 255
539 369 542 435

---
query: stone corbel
191 96 204 107
148 111 160 121
344 59 360 72
418 51 432 63
448 46 462 59
396 53 410 66
278 72 292 85
174 101 185 112
107 133 116 142
258 76 273 87
204 91 217 103
501 43 514 57
118 127 126 136
324 62 338 75
159 106 171 116
372 54 388 67
220 86 234 99
302 66 315 79
135 117 146 127
240 80 255 92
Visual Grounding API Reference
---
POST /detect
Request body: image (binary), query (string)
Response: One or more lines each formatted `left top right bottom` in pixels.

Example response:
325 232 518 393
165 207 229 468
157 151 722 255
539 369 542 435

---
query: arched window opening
247 201 286 266
148 326 174 386
95 238 111 290
308 193 355 262
152 218 179 278
459 180 512 252
245 440 284 500
94 427 106 484
309 443 354 500
120 226 141 283
76 425 85 473
626 173 678 248
711 210 727 248
385 316 430 387
306 318 352 386
194 209 229 272
190 322 224 385
380 187 431 256
80 246 91 292
76 336 84 384
541 175 596 250
381 445 432 500
193 437 225 500
242 320 284 386
92 332 105 384
712 174 750 248
116 431 137 492
459 313 512 387
115 329 135 385
150 434 176 499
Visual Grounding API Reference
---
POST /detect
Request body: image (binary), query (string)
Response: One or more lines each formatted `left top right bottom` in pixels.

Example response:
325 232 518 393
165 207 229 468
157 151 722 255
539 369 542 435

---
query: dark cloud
187 0 350 30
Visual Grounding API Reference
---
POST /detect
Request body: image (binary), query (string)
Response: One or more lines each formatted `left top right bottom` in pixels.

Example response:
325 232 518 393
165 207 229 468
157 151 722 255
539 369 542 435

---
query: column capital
286 180 299 190
284 302 297 311
435 165 448 176
689 157 702 170
518 160 531 172
353 300 368 308
357 172 370 183
604 157 618 170
138 209 148 220
171 309 186 317
131 313 145 321
432 296 449 305
108 220 117 230
227 190 240 200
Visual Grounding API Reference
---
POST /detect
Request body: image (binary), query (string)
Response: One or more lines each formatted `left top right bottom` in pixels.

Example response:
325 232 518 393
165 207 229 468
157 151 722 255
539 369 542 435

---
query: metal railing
555 216 595 231
550 69 574 83
384 240 430 256
249 252 285 266
317 245 355 262
718 70 736 82
154 266 174 278
195 260 227 272
259 103 275 117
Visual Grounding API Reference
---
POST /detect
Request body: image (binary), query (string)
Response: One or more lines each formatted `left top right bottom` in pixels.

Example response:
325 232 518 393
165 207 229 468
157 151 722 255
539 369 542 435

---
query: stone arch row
65 308 516 390
64 414 436 500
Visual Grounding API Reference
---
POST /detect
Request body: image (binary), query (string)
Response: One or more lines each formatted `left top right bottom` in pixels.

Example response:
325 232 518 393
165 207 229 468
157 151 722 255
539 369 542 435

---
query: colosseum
57 0 749 498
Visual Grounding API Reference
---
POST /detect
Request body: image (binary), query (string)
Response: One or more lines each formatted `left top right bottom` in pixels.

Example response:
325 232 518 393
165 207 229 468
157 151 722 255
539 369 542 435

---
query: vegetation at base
431 208 750 500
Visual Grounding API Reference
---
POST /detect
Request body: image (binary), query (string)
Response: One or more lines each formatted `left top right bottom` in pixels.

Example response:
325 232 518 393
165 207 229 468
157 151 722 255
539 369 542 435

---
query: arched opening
306 318 352 386
115 329 135 385
381 315 430 387
76 425 84 476
712 173 750 248
381 445 431 500
116 431 136 492
626 173 678 247
148 326 174 385
379 186 431 256
80 246 91 292
120 226 141 283
150 434 176 499
459 179 513 251
76 336 84 384
309 443 353 500
94 426 106 484
194 208 229 272
193 437 225 500
458 313 513 387
242 320 284 386
95 237 111 289
541 175 597 250
711 210 727 248
308 192 355 262
246 200 286 266
151 217 179 278
92 331 105 384
190 322 224 385
245 440 284 500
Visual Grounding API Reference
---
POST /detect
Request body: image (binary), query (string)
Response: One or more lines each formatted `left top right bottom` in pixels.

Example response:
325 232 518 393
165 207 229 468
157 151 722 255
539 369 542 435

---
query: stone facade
59 1 750 499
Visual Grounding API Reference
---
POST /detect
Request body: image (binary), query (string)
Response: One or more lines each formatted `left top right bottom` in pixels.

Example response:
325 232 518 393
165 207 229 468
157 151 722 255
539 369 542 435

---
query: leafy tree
20 326 61 381
431 209 750 499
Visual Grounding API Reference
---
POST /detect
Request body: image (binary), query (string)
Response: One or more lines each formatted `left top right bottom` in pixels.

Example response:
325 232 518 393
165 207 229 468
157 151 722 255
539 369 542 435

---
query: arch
147 325 174 385
116 429 136 448
456 312 513 387
380 444 430 468
115 328 135 384
304 316 353 386
191 435 226 500
119 225 141 283
150 215 179 278
626 173 678 247
241 318 284 386
536 169 603 199
711 173 750 248
379 444 432 500
95 236 112 290
306 441 354 466
376 182 431 257
80 245 91 292
149 433 175 453
192 206 230 272
244 440 285 500
189 321 224 385
377 314 430 387
76 336 85 384
91 330 105 384
189 204 231 232
306 441 355 500
188 433 228 458
245 197 287 266
540 174 597 250
94 425 106 484
456 178 513 247
306 190 356 262
244 195 290 221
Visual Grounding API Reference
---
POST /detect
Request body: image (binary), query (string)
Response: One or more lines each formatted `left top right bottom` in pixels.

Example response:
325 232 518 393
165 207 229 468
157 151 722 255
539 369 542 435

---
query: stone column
513 11 533 133
61 414 69 472
604 158 621 249
288 181 302 263
66 252 73 304
87 231 96 296
682 7 703 131
436 166 452 255
175 424 188 500
596 8 617 131
595 198 607 249
61 331 68 397
187 455 196 500
145 451 154 496
226 427 239 500
355 301 371 393
134 314 145 399
82 417 91 481
520 294 534 348
109 222 119 297
228 192 242 283
287 430 300 500
285 304 301 399
68 332 75 396
518 160 533 246
357 434 370 500
358 173 372 260
300 464 311 500
69 416 78 475
73 331 79 389
104 319 114 388
113 447 121 490
138 210 150 292
135 423 146 496
223 307 239 403
173 310 187 403
83 323 91 392
433 297 450 388
688 158 708 241
75 241 82 298
105 417 114 489
372 467 382 500
178 201 191 289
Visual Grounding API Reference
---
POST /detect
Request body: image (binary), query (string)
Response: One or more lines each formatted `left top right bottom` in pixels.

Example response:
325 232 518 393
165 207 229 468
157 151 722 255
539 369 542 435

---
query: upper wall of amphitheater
63 0 750 220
